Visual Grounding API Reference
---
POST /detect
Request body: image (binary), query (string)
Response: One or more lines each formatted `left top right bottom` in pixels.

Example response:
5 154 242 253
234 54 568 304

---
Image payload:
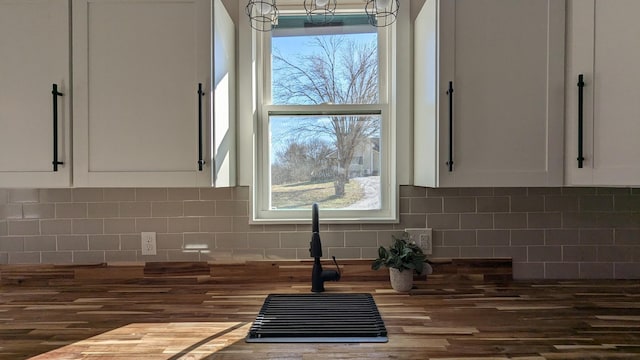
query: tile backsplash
1 186 639 280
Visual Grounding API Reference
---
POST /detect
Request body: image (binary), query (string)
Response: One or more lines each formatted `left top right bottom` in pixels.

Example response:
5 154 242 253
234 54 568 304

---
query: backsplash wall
0 186 639 279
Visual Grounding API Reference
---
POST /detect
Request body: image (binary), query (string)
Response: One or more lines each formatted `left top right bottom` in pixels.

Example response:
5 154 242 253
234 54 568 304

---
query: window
253 11 396 223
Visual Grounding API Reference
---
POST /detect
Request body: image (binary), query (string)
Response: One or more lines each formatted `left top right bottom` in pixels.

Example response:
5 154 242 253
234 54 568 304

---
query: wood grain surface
1 261 639 359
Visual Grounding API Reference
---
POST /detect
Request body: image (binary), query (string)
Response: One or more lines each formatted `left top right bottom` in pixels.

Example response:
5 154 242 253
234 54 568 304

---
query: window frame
252 10 397 224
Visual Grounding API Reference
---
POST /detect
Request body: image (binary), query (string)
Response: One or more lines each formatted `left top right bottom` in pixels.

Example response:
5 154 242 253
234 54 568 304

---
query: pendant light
246 0 279 32
364 0 399 27
246 0 399 31
304 0 337 25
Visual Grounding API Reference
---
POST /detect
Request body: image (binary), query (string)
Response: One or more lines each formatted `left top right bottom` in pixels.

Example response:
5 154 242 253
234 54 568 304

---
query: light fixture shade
376 0 392 10
304 0 337 25
365 0 399 27
246 0 279 32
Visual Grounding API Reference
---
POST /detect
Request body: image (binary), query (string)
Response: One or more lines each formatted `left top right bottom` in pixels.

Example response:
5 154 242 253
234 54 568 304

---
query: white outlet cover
405 228 433 255
141 232 157 256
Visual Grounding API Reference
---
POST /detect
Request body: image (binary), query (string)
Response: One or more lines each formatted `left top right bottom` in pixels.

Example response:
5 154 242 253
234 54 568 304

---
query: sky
269 32 378 162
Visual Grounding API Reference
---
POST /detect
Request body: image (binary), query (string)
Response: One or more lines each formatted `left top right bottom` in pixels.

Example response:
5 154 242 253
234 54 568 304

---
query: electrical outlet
405 228 433 255
141 232 157 256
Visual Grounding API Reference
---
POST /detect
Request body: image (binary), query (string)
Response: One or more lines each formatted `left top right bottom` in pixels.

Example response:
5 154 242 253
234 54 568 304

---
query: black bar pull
52 84 64 172
197 83 205 171
577 74 585 168
446 81 454 172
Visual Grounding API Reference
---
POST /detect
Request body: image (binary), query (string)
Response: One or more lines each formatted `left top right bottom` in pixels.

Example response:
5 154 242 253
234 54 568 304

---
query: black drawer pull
52 84 64 172
577 74 585 168
197 83 205 171
446 81 454 172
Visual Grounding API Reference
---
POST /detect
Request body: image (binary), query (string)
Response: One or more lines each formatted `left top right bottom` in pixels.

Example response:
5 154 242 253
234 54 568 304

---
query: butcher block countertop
1 260 639 359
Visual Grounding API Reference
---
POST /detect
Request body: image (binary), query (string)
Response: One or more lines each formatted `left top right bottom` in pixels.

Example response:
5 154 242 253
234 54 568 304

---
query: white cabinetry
565 0 640 186
73 0 235 187
0 0 71 187
414 0 565 187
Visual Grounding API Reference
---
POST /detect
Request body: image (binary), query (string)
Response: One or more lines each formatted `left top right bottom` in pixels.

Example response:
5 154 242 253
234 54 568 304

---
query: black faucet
310 203 341 292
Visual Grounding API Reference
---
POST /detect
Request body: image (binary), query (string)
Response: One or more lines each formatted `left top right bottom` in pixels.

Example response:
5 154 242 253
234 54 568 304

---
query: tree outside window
254 12 397 222
267 15 382 211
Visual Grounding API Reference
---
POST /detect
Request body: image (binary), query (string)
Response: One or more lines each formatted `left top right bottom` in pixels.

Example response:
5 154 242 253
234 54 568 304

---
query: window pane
269 114 381 210
271 14 378 105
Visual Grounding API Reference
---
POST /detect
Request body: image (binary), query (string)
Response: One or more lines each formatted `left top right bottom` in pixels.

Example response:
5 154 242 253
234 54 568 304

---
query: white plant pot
389 267 413 292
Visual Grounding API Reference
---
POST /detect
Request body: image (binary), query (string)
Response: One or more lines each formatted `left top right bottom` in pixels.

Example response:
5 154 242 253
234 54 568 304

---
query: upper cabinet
414 0 565 187
0 0 72 188
565 0 640 186
72 0 235 187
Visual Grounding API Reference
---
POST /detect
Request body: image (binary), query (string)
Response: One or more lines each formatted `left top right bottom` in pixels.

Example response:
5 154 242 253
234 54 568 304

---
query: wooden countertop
1 262 639 359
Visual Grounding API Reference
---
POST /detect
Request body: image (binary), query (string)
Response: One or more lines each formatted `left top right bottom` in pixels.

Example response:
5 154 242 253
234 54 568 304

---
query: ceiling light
304 0 337 25
246 0 279 32
365 0 399 27
246 0 399 31
376 0 392 10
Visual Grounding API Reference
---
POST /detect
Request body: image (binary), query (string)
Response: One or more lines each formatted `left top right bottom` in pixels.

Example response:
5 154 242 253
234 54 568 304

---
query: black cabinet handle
197 83 205 171
446 81 454 172
52 84 64 172
577 74 585 168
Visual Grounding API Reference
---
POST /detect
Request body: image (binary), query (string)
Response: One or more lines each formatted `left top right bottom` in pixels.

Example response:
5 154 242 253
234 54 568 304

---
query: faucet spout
312 203 319 233
309 203 340 292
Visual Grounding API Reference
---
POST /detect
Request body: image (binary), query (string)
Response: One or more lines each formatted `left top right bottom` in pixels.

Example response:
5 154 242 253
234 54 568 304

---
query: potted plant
371 232 431 292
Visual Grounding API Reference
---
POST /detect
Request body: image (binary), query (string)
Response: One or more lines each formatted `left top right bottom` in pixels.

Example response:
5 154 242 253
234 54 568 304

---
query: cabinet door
73 0 212 187
415 0 565 187
0 0 71 187
566 0 640 186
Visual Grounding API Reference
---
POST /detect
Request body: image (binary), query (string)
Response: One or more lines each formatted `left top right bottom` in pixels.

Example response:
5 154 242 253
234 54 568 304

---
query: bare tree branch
272 35 380 196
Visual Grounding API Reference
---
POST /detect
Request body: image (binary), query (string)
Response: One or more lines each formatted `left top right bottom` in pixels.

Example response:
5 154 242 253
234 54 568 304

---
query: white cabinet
565 0 640 186
0 0 71 188
73 0 235 187
414 0 565 187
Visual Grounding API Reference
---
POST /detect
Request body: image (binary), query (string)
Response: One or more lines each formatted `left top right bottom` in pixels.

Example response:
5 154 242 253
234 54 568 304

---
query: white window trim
251 9 398 224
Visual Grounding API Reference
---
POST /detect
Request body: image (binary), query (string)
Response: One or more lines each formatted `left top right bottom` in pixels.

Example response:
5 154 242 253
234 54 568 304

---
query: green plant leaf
378 246 388 259
371 259 384 270
371 231 430 274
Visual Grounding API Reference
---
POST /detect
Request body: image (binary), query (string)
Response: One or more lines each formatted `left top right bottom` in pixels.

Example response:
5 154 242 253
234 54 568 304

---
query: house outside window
253 9 397 223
